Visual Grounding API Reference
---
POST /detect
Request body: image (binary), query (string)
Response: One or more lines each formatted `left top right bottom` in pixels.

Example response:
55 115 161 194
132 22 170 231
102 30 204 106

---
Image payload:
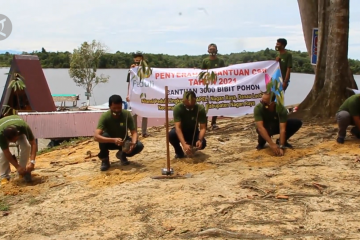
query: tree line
1 47 360 74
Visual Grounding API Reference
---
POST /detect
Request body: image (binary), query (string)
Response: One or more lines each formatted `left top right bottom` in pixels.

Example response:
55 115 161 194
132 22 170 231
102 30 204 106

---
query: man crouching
94 95 144 171
169 91 207 158
254 92 302 156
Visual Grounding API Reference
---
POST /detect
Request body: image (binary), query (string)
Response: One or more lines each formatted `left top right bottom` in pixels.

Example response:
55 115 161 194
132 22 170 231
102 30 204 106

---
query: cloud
0 0 360 59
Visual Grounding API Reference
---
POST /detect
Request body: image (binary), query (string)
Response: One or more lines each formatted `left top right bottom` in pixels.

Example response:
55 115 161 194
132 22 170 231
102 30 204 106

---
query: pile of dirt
1 115 360 239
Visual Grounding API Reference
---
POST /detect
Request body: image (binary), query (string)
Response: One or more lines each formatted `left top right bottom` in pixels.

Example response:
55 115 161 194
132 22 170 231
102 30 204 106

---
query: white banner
129 61 280 118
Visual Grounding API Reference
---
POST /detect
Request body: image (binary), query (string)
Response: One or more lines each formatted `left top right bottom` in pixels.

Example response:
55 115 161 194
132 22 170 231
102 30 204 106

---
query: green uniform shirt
338 94 360 116
96 110 135 139
201 57 225 69
278 51 292 81
253 103 288 129
0 115 35 150
173 103 207 133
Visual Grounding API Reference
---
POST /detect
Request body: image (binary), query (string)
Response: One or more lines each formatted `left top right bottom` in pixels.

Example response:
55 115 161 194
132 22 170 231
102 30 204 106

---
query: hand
195 140 202 149
26 162 35 172
275 56 280 62
126 95 130 102
278 148 284 156
125 142 135 154
182 143 191 155
113 138 123 146
16 166 26 175
282 81 288 89
270 143 280 156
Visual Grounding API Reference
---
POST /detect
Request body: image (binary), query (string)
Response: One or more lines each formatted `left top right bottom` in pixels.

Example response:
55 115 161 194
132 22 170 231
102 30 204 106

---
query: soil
1 115 360 239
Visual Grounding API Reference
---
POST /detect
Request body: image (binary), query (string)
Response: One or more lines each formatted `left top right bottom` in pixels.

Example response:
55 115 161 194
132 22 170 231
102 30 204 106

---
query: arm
2 148 21 169
353 116 360 130
201 60 207 70
94 129 115 143
29 139 37 160
198 123 206 141
130 130 138 144
256 121 275 145
285 54 292 83
175 122 187 146
279 123 286 145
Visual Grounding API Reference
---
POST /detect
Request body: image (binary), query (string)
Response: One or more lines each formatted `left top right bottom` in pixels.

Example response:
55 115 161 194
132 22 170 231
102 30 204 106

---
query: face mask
184 104 194 111
275 46 281 51
209 51 217 56
133 62 140 66
112 111 122 116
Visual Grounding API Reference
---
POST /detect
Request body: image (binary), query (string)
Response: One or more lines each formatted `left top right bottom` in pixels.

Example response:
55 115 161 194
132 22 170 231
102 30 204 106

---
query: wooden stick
165 86 171 172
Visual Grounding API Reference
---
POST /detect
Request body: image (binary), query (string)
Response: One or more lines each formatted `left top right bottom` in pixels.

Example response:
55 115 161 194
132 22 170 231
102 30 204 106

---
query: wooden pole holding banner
165 86 171 172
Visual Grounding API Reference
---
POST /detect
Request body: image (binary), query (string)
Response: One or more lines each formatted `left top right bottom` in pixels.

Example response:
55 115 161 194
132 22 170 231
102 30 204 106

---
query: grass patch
37 137 91 155
0 197 9 211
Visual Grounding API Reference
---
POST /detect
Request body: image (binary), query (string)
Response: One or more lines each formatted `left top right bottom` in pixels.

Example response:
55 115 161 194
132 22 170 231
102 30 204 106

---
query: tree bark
294 0 358 119
297 0 318 73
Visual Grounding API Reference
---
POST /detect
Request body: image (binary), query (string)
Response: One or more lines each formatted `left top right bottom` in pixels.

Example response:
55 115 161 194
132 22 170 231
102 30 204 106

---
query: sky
1 0 360 59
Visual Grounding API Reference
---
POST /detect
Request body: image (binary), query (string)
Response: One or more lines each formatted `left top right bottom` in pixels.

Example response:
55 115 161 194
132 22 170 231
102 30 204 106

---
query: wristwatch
30 160 36 165
279 145 285 149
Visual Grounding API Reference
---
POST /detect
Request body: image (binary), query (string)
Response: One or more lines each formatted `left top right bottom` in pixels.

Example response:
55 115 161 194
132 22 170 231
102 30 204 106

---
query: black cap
133 51 144 58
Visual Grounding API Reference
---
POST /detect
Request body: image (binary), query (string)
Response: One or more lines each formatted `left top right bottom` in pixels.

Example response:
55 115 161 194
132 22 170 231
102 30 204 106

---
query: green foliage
264 81 285 112
6 73 26 92
1 48 360 74
68 40 110 98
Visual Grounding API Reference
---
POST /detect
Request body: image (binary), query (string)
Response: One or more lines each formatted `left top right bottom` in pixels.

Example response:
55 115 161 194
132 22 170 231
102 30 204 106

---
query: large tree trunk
297 0 318 73
294 0 358 119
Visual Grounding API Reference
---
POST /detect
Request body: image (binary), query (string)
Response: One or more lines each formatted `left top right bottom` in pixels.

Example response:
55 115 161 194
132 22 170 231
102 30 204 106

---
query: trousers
168 127 207 157
256 119 302 145
0 134 31 180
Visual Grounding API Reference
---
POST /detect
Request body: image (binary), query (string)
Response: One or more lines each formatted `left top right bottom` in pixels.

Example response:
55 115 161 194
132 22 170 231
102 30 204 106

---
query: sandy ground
1 115 360 239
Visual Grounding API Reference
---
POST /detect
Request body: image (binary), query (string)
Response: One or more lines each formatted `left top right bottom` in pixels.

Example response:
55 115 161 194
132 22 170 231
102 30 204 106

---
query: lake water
1 68 360 107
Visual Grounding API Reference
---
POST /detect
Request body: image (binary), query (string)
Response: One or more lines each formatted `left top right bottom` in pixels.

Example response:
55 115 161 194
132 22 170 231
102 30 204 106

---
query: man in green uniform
0 115 37 185
94 94 144 171
254 92 302 156
126 51 149 138
336 94 360 143
169 91 207 158
201 43 225 130
275 38 292 91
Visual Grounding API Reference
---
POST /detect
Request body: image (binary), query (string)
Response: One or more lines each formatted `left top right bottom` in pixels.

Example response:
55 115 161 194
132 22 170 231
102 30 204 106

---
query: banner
311 28 318 65
129 61 281 118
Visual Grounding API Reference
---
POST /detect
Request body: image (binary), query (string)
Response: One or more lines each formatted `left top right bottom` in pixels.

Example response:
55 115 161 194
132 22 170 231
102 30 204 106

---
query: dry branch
198 228 272 239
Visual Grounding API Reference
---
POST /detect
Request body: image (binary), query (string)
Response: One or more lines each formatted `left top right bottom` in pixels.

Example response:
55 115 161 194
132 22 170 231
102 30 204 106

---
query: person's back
336 94 360 143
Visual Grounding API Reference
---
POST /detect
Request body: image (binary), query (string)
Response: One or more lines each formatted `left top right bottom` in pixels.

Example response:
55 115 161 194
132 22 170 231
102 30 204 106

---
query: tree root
198 228 272 239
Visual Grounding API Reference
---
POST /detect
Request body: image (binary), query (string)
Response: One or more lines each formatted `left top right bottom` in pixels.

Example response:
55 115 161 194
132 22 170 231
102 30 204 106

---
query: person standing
336 94 360 143
0 115 37 185
201 43 225 130
126 51 149 138
275 38 292 91
94 95 144 171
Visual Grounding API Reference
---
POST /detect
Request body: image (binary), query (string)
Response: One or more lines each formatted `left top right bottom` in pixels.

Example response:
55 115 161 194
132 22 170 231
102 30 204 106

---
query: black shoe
336 137 345 144
276 139 293 148
116 151 130 165
350 127 360 138
100 158 110 171
256 144 265 150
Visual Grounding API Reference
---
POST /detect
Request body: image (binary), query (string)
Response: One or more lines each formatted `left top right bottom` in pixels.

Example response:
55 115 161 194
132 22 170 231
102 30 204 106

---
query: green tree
69 40 110 105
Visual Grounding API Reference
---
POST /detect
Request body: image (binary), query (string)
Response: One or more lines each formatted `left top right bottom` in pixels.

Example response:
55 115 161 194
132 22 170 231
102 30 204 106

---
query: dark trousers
336 110 360 138
98 132 144 159
211 116 217 125
256 119 302 145
168 127 207 156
